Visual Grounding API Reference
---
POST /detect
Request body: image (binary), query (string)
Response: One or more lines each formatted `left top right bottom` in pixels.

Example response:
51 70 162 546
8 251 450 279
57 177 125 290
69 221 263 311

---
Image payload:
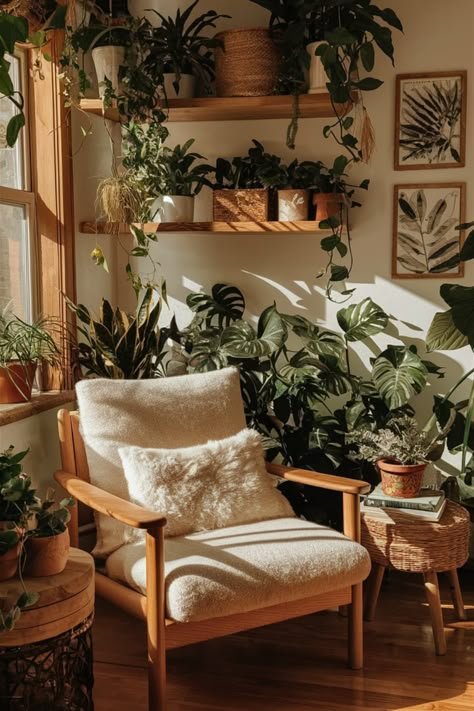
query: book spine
364 498 440 512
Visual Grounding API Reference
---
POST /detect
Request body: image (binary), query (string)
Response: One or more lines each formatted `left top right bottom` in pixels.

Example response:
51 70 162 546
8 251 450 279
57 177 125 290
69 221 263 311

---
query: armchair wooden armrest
54 470 167 530
266 462 371 495
265 462 370 543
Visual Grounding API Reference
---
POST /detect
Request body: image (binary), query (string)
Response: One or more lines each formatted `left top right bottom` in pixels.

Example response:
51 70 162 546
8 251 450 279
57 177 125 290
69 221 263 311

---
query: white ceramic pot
128 1 177 25
152 195 195 222
307 41 327 94
161 73 196 100
92 46 126 97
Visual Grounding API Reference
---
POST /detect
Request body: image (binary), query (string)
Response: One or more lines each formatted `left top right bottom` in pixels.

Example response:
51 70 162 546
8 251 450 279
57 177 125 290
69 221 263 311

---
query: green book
364 484 445 512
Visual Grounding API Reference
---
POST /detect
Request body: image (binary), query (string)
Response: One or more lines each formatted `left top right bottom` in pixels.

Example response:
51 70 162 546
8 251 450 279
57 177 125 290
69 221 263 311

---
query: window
0 50 36 323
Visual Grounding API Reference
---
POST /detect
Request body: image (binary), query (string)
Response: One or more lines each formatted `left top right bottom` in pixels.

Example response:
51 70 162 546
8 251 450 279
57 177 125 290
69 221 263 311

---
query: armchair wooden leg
447 568 467 621
348 582 363 669
146 527 167 710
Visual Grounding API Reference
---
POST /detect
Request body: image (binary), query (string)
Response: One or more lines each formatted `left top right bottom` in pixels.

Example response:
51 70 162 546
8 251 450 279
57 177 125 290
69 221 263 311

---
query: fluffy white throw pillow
119 429 294 537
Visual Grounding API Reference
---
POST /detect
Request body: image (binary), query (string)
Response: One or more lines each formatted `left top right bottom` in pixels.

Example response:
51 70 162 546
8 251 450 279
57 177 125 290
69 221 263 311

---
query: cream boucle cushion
119 428 294 538
75 368 247 557
106 518 372 622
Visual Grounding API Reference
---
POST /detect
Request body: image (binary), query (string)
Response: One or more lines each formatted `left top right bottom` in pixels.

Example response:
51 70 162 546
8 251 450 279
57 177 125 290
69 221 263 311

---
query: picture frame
394 71 467 170
392 183 466 279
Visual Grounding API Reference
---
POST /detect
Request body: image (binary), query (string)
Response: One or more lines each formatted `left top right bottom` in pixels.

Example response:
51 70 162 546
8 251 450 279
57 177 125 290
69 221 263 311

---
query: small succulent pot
0 362 37 404
213 188 269 222
377 458 427 498
278 189 310 221
0 543 21 582
23 528 70 578
312 192 347 227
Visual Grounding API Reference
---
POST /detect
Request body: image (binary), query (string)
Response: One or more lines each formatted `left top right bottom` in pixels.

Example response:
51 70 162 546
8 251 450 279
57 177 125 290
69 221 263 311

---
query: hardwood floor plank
92 570 474 711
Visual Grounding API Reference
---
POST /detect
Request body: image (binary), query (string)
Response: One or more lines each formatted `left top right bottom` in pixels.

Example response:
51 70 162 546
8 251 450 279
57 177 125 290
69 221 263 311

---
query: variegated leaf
426 310 469 352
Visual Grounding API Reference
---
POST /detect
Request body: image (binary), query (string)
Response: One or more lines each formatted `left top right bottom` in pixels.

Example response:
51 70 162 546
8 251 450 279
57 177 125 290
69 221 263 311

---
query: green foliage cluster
346 416 436 465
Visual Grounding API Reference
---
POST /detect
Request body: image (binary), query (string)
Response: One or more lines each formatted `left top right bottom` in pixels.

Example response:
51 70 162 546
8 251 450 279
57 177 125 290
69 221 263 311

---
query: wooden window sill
0 391 76 426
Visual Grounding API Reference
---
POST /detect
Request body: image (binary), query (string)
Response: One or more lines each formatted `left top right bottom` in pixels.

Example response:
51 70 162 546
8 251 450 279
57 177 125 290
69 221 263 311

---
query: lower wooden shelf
79 221 330 234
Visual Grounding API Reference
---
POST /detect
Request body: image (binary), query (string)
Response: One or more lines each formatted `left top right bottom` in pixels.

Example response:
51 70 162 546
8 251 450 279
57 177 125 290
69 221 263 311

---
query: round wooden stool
0 548 94 710
361 501 470 655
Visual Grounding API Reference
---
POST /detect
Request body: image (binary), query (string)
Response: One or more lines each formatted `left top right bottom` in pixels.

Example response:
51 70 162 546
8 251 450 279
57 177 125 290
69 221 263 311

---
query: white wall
72 0 474 477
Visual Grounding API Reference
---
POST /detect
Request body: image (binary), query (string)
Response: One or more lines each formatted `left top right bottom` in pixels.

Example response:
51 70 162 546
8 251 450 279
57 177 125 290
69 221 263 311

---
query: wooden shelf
79 221 330 234
79 93 349 123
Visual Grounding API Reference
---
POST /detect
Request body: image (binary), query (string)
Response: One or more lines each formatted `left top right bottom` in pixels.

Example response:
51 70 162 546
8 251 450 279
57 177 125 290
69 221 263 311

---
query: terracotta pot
278 189 310 221
312 192 347 226
377 458 427 498
0 362 37 403
0 544 21 582
23 529 70 578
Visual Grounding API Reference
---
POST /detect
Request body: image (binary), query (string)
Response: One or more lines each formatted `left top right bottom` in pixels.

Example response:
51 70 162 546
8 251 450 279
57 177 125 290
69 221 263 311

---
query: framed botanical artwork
392 183 466 279
394 71 467 170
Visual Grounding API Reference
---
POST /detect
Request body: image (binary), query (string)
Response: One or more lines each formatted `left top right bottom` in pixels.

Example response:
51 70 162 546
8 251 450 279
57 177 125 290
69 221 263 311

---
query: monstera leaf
186 284 245 328
283 314 345 358
337 298 389 342
426 310 468 352
372 346 428 409
439 284 474 348
188 335 228 372
221 306 287 358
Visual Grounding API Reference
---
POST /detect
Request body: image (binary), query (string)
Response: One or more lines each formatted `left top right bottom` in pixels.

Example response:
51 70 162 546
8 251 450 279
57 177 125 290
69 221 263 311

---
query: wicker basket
213 189 269 222
361 501 470 573
215 28 280 97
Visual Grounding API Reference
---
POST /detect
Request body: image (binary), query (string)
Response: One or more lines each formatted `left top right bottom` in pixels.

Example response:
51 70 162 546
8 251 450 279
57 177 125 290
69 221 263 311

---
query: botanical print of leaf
395 188 461 276
399 77 462 165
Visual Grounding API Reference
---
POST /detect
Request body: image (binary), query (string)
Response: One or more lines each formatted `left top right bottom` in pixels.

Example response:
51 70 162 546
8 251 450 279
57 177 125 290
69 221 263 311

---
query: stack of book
361 484 446 522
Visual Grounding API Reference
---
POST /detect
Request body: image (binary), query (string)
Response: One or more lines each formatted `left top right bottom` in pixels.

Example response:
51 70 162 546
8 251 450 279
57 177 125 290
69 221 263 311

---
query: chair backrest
58 368 247 549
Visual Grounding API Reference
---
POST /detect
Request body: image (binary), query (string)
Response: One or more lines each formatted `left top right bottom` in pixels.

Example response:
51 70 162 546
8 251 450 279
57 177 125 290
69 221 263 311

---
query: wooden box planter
213 188 270 222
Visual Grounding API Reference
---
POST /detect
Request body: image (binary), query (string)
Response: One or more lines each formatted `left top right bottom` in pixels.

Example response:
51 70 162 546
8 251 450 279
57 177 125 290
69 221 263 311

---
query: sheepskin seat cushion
105 518 372 623
119 429 294 539
75 368 247 557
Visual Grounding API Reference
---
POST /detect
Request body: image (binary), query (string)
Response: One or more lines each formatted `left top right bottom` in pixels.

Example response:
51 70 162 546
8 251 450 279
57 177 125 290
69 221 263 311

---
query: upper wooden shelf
79 221 330 234
80 93 347 123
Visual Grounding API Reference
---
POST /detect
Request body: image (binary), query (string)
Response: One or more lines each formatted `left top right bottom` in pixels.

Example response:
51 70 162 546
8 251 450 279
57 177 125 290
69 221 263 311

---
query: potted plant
0 446 36 583
346 417 441 498
148 139 214 222
66 287 165 378
212 140 283 222
274 160 324 221
144 0 230 99
0 311 60 403
23 492 74 577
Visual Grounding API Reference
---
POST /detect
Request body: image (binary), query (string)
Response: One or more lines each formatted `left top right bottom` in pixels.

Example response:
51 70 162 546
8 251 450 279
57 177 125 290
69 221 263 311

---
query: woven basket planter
213 189 269 222
215 28 280 97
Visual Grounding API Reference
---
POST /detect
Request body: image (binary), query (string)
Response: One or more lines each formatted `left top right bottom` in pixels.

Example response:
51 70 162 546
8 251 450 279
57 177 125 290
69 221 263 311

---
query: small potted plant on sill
0 310 60 404
346 416 441 498
212 140 283 222
143 0 230 99
23 492 74 577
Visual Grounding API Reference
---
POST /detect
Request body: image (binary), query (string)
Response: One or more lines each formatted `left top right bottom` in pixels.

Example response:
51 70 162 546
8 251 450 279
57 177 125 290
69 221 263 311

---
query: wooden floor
93 570 474 711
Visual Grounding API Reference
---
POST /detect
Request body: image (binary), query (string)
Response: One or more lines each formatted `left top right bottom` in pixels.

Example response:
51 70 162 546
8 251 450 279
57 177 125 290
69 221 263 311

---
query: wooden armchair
56 371 370 711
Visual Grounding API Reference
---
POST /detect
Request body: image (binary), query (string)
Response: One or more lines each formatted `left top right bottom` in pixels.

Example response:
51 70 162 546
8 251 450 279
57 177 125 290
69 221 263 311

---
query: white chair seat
106 517 371 623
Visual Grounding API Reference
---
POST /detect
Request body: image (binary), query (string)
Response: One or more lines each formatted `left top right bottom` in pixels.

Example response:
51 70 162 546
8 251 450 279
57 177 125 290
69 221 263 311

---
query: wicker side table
361 501 470 655
0 548 95 710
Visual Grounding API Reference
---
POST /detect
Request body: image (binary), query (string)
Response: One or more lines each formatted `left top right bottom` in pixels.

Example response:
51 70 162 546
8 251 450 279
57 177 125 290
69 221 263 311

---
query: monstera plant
426 222 474 507
168 283 443 526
